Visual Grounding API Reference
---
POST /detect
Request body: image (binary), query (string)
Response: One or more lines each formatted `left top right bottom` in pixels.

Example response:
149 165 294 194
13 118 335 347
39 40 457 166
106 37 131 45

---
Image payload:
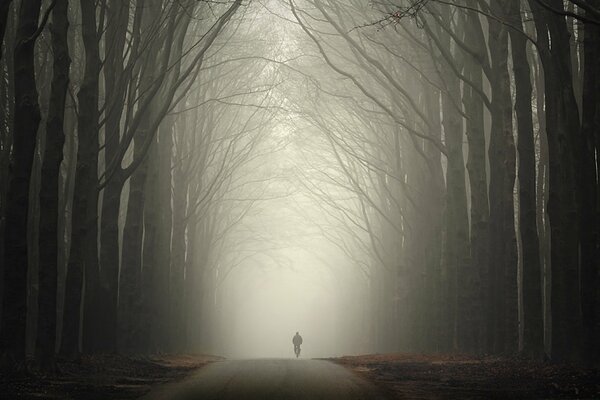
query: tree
60 0 100 358
0 1 13 60
505 0 544 358
529 0 583 363
36 0 70 371
1 0 52 370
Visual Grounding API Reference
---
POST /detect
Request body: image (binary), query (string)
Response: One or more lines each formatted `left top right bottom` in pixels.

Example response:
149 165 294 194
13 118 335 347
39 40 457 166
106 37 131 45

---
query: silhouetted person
292 331 303 358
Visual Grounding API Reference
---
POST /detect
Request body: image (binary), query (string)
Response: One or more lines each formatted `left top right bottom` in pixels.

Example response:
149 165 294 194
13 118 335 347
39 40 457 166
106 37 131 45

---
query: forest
0 0 599 390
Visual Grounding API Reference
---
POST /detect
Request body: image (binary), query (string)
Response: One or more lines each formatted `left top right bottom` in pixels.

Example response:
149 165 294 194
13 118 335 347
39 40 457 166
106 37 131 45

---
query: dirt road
141 358 389 400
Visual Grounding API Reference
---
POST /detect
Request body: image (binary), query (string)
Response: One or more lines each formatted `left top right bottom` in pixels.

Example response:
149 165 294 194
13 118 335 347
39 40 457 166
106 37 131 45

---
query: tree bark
531 50 551 353
36 0 70 371
56 87 77 356
0 1 16 330
423 86 445 352
118 130 151 354
529 0 583 363
140 137 159 353
580 9 600 366
0 0 13 61
438 23 470 351
487 1 518 354
97 0 130 353
118 0 163 354
154 117 174 351
79 0 102 355
461 8 488 354
170 120 189 352
183 217 199 350
60 0 101 358
0 0 43 369
506 0 544 359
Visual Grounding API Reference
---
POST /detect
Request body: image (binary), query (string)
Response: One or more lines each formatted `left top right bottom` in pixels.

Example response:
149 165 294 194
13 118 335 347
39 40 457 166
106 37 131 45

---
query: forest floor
330 353 600 399
0 354 222 399
2 353 599 399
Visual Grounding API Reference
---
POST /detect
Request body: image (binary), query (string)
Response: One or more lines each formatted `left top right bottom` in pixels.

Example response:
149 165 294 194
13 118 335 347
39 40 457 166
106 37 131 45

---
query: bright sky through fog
186 0 373 359
207 121 369 358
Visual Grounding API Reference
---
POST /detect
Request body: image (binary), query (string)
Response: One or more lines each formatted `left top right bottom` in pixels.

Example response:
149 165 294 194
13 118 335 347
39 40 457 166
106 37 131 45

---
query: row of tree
0 0 286 371
1 0 598 373
283 0 599 365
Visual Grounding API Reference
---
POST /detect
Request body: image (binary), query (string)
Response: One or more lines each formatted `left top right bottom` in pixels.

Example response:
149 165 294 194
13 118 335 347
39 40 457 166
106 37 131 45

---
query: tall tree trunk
154 117 174 351
0 0 13 61
529 0 583 363
140 137 159 353
183 217 199 350
140 115 174 352
431 7 471 352
118 0 162 354
506 0 543 359
79 0 101 355
60 0 100 358
29 34 56 357
531 50 551 353
580 12 600 366
423 86 444 352
461 8 488 354
0 0 43 369
36 0 70 370
98 0 129 353
487 1 518 354
56 90 77 355
0 1 16 329
439 37 469 352
118 134 150 354
170 121 188 352
97 171 125 352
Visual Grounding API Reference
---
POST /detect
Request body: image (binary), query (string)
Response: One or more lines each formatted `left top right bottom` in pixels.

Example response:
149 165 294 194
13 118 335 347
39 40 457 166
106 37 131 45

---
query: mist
1 0 599 388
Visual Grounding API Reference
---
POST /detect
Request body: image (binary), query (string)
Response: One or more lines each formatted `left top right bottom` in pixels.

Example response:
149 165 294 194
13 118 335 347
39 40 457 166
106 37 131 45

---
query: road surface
142 358 390 400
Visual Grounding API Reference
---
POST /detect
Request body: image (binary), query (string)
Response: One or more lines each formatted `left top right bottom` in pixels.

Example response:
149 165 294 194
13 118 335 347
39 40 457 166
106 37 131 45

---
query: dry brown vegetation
332 353 600 399
0 354 221 399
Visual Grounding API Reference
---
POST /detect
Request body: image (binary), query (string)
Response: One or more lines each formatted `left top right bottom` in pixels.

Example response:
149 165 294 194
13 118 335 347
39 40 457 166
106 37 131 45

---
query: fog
2 0 596 373
171 1 383 358
199 120 372 359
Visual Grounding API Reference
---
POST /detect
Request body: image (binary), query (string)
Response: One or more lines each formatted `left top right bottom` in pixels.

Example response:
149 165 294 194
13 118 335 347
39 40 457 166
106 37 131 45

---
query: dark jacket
293 334 303 346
